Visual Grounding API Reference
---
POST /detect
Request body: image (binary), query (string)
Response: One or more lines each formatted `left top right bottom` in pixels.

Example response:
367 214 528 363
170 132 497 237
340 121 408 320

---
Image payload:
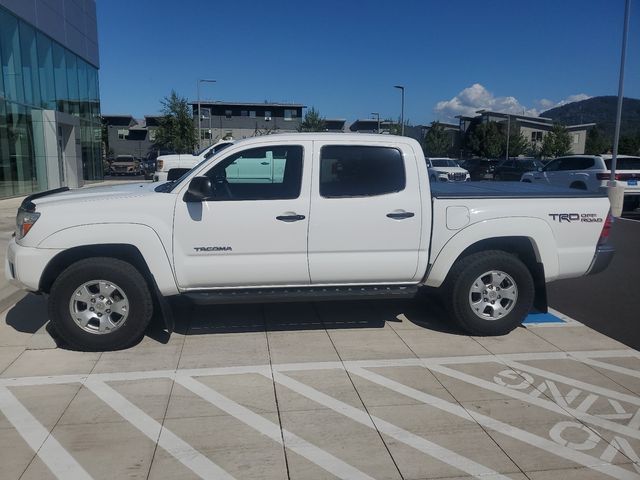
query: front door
173 142 312 289
308 143 424 284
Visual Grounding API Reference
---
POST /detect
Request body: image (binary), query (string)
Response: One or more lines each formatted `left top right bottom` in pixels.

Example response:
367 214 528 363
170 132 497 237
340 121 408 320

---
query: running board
185 285 419 305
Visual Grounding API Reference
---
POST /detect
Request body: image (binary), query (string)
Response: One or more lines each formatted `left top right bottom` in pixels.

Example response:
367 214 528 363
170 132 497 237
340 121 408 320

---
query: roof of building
189 101 306 108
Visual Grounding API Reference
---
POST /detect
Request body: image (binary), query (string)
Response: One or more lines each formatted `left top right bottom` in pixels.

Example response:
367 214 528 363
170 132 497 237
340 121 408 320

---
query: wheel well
39 244 154 294
453 237 547 312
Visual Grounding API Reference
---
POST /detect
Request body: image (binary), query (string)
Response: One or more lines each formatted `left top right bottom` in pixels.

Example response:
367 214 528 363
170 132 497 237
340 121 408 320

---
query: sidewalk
0 180 144 313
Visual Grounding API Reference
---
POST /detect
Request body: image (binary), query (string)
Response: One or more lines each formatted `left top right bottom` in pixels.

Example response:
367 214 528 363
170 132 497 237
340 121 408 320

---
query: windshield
604 157 640 170
431 159 458 167
521 160 543 170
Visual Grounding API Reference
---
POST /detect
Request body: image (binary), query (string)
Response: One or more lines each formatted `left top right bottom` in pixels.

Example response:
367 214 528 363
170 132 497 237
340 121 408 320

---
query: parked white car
153 140 234 182
7 134 613 350
427 158 470 182
521 155 640 210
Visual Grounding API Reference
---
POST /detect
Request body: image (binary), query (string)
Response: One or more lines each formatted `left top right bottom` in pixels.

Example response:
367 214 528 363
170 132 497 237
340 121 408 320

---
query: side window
544 160 562 172
320 145 405 198
204 145 303 201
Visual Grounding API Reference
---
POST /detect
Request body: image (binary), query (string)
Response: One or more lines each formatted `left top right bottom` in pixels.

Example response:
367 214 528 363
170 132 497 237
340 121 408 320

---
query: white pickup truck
153 141 233 182
6 133 614 351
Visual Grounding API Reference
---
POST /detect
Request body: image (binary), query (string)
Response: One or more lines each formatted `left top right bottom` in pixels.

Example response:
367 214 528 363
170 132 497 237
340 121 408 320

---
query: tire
442 250 534 336
570 182 587 190
48 257 153 351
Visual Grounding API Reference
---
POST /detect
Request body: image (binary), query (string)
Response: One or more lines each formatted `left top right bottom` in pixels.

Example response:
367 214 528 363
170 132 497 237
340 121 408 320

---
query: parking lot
2 293 640 480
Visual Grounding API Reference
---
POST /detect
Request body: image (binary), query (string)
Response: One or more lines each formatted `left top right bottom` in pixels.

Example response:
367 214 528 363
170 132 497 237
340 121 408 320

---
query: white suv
521 155 640 210
427 158 470 182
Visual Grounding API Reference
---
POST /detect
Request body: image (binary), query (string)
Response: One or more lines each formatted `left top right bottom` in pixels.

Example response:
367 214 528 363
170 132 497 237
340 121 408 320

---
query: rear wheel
49 258 153 351
443 250 534 335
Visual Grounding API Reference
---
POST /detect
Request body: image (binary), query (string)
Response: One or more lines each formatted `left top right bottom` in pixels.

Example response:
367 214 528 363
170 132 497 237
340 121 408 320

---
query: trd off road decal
548 213 603 223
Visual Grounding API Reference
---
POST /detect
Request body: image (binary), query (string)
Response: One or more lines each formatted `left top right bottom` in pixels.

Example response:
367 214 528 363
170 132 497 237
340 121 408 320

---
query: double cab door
173 140 425 289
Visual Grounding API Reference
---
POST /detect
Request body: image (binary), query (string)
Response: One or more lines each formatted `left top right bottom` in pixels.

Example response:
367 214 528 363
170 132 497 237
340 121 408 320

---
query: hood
33 183 158 209
157 153 197 162
430 167 469 174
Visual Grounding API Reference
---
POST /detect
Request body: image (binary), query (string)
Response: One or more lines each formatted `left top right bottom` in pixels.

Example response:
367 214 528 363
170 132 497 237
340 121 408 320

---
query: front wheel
443 250 534 336
49 258 154 351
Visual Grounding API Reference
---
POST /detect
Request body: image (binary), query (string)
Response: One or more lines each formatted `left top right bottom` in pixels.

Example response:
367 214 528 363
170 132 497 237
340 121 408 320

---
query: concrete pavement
1 295 640 479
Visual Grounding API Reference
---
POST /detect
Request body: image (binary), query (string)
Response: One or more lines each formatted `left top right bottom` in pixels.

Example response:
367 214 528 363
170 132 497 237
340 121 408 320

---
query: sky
97 0 640 125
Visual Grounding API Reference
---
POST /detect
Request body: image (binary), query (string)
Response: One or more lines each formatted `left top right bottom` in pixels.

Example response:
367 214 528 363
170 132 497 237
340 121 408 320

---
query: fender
424 217 558 288
38 223 179 296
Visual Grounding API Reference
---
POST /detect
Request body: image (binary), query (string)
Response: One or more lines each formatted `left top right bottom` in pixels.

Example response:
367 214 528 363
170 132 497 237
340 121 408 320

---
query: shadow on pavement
3 288 476 350
5 294 49 334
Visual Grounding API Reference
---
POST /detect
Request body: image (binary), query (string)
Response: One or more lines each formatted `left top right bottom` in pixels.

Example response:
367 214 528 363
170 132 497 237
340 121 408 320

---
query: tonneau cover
431 181 607 199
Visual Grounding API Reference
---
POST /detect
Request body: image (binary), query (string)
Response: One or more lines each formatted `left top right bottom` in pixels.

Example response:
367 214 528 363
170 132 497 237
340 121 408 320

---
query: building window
200 130 212 140
117 129 128 140
573 133 580 144
249 110 256 118
149 129 157 142
265 110 272 121
225 110 232 119
284 109 297 121
531 131 543 142
241 110 248 116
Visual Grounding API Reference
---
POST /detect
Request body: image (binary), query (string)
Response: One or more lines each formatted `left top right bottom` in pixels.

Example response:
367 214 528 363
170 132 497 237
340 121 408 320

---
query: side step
185 285 419 305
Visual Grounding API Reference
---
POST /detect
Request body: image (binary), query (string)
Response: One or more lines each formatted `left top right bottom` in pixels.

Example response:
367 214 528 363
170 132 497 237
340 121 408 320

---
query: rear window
320 145 405 198
604 157 640 170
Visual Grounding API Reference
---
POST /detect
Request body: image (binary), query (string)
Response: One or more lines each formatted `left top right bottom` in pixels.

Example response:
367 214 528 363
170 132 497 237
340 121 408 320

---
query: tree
585 127 610 155
298 107 326 132
618 132 640 155
153 90 197 154
540 123 572 158
466 121 503 158
423 122 451 157
504 131 529 157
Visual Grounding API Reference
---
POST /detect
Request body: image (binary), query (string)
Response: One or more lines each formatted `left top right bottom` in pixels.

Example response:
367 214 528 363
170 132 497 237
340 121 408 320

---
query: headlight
16 209 40 239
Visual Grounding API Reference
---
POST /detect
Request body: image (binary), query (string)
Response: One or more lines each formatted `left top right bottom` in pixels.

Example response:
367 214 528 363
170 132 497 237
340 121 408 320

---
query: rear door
308 142 424 284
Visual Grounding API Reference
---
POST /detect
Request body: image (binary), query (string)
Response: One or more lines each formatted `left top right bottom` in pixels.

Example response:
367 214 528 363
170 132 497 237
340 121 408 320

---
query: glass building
0 1 102 198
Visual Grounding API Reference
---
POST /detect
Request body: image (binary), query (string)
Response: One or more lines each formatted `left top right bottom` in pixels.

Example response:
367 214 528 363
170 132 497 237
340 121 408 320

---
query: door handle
386 212 415 219
276 214 306 222
260 161 269 165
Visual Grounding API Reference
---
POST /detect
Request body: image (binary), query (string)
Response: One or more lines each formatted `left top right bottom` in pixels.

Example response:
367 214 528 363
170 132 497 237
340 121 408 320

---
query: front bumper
5 238 62 292
586 244 615 275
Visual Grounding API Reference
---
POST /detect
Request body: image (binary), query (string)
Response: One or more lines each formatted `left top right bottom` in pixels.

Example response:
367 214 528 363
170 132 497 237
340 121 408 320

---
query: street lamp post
371 112 380 133
197 79 216 150
505 114 511 160
394 85 405 136
609 0 631 217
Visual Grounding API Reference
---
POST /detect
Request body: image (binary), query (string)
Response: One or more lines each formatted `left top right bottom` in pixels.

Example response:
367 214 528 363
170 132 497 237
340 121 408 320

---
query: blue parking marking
523 312 565 324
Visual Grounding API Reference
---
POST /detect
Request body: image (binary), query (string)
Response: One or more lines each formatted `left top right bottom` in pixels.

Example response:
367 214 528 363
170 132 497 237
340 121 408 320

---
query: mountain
541 96 640 138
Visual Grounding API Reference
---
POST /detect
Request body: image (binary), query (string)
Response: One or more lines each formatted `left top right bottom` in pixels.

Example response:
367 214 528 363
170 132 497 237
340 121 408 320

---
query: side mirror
183 176 213 202
167 168 190 181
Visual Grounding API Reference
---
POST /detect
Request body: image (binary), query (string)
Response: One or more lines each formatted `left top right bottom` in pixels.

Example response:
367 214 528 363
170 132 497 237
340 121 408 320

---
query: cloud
433 83 590 121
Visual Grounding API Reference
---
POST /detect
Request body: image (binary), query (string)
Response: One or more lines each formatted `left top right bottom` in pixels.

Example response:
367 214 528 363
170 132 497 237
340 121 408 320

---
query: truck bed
431 181 607 199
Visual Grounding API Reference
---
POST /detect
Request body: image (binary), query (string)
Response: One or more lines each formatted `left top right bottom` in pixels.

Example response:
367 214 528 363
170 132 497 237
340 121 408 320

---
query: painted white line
504 360 640 407
270 372 513 480
427 363 640 442
84 380 235 480
0 350 637 388
548 308 583 325
347 367 639 480
175 376 375 480
573 356 640 380
0 386 92 480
